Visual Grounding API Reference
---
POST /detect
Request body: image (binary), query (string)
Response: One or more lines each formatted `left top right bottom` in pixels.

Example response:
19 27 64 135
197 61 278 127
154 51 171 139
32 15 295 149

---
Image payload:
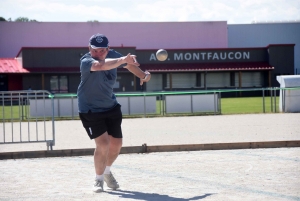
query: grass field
0 105 30 120
221 97 279 114
0 96 280 120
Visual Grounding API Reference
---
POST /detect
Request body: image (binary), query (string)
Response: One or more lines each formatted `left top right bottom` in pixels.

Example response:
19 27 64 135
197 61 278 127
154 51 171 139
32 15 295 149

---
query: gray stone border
1 140 299 160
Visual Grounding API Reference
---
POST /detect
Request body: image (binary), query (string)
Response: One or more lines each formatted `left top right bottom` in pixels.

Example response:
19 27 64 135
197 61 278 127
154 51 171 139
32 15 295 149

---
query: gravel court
1 148 299 201
1 113 300 153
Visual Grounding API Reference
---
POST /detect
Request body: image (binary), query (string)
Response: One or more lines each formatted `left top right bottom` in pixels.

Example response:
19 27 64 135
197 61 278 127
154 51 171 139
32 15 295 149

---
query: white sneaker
104 172 120 189
93 179 104 192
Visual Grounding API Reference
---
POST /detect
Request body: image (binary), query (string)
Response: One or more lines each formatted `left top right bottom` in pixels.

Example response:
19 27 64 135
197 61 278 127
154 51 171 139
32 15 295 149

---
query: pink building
0 21 228 58
0 21 293 93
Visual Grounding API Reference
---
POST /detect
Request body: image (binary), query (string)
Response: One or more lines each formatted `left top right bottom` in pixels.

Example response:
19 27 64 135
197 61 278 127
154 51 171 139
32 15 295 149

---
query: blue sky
1 0 299 24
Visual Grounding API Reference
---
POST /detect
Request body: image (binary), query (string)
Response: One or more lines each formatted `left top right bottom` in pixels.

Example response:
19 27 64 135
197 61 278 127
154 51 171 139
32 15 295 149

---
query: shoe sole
107 186 119 190
93 189 104 193
93 186 104 193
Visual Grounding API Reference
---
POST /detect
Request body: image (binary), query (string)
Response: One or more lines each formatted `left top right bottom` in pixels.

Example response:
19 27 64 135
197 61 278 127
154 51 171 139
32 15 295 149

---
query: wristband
143 73 150 79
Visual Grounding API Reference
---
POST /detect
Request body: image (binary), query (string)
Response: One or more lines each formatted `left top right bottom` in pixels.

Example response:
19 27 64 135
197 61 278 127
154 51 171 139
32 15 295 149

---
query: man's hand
140 71 151 85
123 54 140 67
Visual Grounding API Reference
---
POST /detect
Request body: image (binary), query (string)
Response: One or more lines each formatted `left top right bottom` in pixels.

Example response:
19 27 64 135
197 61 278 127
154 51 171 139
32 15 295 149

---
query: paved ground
0 148 299 200
1 113 300 152
0 113 300 200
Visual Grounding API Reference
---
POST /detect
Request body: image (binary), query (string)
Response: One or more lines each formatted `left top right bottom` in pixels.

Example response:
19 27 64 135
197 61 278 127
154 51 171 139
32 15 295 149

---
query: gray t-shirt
77 50 124 113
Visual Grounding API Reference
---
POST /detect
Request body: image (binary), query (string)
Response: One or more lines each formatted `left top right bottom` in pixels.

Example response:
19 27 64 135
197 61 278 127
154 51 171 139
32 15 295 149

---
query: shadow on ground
107 189 214 200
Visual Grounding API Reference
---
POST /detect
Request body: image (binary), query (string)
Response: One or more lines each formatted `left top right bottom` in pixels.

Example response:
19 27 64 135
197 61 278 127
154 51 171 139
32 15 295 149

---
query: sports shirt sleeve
80 56 95 74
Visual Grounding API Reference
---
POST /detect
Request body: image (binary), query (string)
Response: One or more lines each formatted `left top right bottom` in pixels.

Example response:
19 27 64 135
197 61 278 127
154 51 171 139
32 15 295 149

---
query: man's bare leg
103 135 122 189
106 136 122 166
93 132 110 192
94 132 110 175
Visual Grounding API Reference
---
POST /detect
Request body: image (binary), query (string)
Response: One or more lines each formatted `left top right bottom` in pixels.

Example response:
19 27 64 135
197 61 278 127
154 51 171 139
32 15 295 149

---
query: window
50 75 68 93
166 73 196 88
235 72 262 87
206 72 230 88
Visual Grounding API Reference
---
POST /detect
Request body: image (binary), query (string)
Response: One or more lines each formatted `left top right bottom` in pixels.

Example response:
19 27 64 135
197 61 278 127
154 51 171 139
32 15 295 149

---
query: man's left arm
124 64 151 85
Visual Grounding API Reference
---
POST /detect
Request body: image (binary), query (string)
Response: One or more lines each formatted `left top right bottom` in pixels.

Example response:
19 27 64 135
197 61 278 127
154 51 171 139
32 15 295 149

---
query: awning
24 67 79 73
0 58 79 73
0 59 274 74
130 62 274 72
0 58 29 73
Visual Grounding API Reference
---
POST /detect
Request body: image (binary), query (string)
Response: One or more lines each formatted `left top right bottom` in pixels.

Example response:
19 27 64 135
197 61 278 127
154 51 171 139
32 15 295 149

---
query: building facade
0 44 294 95
0 21 298 94
228 22 300 74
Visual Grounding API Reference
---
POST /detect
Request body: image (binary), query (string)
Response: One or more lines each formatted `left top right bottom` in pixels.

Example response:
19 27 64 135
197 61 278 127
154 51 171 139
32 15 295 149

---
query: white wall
228 23 300 74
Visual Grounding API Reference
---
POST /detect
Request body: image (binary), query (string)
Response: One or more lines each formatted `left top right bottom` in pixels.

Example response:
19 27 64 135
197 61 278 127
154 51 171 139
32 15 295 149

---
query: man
77 33 151 192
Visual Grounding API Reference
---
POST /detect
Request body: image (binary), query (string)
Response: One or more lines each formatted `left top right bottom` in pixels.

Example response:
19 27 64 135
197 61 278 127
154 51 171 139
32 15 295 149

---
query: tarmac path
0 148 299 200
1 113 300 152
0 113 300 200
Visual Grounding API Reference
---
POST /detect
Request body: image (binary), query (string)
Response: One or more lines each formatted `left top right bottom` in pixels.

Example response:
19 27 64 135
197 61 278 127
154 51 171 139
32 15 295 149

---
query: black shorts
79 104 122 139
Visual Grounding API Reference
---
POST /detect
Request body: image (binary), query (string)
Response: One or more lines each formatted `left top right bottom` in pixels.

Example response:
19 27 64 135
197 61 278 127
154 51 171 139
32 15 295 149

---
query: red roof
135 62 274 72
0 59 273 74
24 67 79 73
0 58 29 73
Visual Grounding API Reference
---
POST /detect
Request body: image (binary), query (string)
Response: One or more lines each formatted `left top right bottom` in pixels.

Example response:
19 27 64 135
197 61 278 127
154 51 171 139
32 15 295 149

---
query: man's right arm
91 54 139 71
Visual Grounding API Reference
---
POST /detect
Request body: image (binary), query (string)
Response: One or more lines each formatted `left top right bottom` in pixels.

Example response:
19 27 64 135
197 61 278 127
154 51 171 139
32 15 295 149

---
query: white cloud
0 0 299 23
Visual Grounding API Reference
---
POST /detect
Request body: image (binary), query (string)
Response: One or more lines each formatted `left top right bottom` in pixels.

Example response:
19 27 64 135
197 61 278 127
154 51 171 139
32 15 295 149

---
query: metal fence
4 87 299 118
45 91 221 118
0 90 55 150
1 87 299 150
2 87 299 119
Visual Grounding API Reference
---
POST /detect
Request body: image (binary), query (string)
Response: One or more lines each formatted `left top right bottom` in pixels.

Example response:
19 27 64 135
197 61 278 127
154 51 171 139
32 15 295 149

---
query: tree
14 17 38 22
0 17 6 21
15 17 30 22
